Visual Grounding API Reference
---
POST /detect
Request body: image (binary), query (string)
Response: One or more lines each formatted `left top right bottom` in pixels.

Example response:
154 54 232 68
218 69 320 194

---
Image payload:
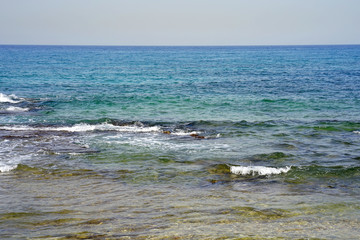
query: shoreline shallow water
1 45 360 239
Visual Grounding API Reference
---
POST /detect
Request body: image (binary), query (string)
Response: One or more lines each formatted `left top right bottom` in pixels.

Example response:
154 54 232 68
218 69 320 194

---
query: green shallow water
2 168 360 239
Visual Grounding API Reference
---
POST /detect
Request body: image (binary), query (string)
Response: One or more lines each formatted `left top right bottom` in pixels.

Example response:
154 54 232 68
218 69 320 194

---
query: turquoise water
1 45 360 239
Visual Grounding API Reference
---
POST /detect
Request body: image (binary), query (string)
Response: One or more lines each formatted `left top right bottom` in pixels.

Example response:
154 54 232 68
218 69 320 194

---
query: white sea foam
5 106 30 112
0 142 31 173
230 166 291 176
171 130 202 136
0 123 162 133
354 131 360 134
0 164 18 173
0 93 22 103
104 131 230 152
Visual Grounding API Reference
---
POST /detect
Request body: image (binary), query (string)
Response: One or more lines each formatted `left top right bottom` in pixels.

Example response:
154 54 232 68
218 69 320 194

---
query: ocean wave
0 123 162 133
0 121 208 137
230 166 291 176
4 106 30 112
0 93 23 103
170 130 202 136
354 131 360 134
0 163 18 173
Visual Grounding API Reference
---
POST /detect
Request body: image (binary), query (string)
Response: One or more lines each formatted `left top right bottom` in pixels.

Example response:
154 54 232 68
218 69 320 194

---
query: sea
0 45 360 239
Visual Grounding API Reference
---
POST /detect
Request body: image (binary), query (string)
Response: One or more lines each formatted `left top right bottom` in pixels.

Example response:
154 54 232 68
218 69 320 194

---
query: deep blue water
1 45 360 239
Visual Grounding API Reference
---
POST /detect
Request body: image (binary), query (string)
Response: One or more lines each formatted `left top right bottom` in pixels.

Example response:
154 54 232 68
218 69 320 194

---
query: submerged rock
190 133 205 139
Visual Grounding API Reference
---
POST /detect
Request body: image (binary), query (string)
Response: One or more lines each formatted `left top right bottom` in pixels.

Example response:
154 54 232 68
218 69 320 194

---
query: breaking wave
0 164 18 173
170 130 202 136
0 122 162 133
4 106 30 112
230 166 291 176
0 93 23 103
0 120 207 137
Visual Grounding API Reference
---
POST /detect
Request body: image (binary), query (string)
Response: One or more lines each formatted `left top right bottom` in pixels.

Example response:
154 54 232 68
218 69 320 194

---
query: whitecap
49 123 161 133
0 123 162 133
230 165 291 176
170 130 202 136
0 164 18 173
0 93 22 103
353 131 360 134
5 106 30 112
0 125 36 131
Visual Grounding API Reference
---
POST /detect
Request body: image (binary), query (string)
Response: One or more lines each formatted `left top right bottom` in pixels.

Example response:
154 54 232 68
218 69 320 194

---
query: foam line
0 123 162 133
230 166 291 176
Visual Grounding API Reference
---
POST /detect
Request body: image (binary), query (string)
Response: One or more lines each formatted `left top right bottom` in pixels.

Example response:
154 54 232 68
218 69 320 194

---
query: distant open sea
1 45 360 239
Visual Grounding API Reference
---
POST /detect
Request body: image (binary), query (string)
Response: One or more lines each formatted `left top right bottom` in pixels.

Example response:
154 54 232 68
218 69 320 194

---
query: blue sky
1 0 359 45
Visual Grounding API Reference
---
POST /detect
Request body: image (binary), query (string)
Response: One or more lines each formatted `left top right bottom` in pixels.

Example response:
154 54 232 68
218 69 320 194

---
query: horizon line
1 43 360 48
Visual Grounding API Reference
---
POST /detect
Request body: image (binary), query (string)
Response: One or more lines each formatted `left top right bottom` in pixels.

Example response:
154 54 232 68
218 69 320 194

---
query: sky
0 0 360 46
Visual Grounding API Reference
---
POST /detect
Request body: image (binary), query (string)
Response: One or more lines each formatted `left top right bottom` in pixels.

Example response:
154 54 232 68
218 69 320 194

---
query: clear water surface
1 45 360 239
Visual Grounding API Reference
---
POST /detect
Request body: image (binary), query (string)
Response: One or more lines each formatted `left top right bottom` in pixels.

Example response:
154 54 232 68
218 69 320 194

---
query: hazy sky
1 0 359 45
